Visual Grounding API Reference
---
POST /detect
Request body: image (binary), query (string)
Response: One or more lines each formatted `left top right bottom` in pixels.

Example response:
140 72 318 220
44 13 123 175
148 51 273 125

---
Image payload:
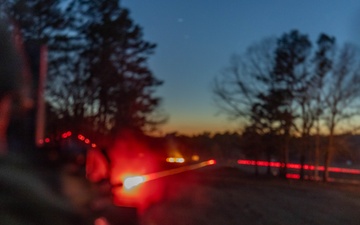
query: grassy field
139 166 360 225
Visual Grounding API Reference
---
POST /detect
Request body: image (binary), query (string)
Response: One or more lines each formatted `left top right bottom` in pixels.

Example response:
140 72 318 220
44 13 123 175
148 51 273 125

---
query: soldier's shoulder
0 155 90 225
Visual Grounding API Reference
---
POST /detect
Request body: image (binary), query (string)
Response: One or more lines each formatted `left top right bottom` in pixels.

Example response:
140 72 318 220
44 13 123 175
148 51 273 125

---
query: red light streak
112 158 217 209
61 131 72 139
108 132 164 210
142 160 210 182
113 159 217 210
238 160 360 175
119 159 216 189
117 162 212 207
286 173 300 179
108 131 218 211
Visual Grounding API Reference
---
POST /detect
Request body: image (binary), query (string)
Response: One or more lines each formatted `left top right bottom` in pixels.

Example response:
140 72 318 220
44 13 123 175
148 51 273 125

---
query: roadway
138 165 360 225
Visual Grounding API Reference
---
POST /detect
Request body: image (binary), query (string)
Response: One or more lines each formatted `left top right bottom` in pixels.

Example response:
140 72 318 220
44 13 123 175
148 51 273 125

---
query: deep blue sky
122 0 360 136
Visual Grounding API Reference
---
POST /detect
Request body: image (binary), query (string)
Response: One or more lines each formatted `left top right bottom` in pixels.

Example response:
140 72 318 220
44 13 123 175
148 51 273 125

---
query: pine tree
3 0 166 144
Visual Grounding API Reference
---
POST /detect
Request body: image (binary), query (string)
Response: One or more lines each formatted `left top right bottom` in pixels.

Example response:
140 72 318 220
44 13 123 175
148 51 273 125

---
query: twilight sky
121 0 360 136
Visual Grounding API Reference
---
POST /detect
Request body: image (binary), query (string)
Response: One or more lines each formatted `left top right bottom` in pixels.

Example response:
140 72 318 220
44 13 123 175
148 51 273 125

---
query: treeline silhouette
142 131 360 171
213 30 360 181
1 0 166 149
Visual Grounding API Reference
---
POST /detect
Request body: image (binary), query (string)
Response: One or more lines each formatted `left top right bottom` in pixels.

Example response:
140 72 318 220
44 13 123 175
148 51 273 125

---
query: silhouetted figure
0 20 93 225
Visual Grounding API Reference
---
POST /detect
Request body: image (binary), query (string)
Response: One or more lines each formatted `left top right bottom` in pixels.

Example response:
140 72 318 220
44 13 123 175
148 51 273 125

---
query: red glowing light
108 131 163 211
61 131 72 139
328 167 360 175
286 173 300 179
85 138 90 144
287 163 301 169
91 143 97 148
78 134 85 141
44 138 50 143
61 131 71 139
238 160 360 175
86 149 110 182
111 156 219 211
94 217 109 225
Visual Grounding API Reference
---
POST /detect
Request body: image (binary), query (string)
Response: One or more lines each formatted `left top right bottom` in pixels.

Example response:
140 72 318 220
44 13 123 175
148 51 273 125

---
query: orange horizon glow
155 117 240 137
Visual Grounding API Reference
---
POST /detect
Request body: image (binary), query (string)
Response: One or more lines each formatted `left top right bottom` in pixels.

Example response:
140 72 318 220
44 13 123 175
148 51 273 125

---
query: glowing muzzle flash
123 176 146 190
121 159 216 190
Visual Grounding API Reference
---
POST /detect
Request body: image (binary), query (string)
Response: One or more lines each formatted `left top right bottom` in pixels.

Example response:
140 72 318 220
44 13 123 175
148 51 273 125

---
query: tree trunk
314 136 320 180
300 133 309 180
323 127 334 182
280 130 290 178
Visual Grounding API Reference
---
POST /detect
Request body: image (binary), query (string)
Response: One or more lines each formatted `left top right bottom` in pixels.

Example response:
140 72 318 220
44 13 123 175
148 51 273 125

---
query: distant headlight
166 157 185 163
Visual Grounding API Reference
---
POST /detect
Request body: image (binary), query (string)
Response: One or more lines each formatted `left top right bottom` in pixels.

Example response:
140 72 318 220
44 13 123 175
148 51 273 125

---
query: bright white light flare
166 157 185 163
123 176 145 190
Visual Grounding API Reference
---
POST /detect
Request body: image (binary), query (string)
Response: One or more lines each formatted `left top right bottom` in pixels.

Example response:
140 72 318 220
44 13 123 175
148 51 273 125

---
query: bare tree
322 43 360 181
212 38 277 174
214 31 360 182
311 34 335 179
212 37 276 125
272 30 312 177
5 0 167 143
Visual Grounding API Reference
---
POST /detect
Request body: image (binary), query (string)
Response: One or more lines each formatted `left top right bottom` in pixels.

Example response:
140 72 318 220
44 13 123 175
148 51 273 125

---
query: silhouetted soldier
0 20 94 225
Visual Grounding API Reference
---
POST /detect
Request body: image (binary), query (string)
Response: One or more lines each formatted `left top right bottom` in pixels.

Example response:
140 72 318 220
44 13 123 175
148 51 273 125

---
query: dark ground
138 166 360 225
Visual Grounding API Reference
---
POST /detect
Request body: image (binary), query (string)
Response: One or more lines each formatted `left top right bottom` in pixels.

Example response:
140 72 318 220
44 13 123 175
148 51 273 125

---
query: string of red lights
237 159 360 175
39 131 97 148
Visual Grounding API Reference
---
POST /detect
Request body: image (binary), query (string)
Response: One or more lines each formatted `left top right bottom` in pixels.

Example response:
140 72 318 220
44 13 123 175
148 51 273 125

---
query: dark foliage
2 0 166 146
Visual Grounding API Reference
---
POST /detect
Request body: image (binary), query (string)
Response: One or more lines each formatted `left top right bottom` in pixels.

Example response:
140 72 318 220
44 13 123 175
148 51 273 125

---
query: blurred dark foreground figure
0 157 93 225
0 20 95 225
